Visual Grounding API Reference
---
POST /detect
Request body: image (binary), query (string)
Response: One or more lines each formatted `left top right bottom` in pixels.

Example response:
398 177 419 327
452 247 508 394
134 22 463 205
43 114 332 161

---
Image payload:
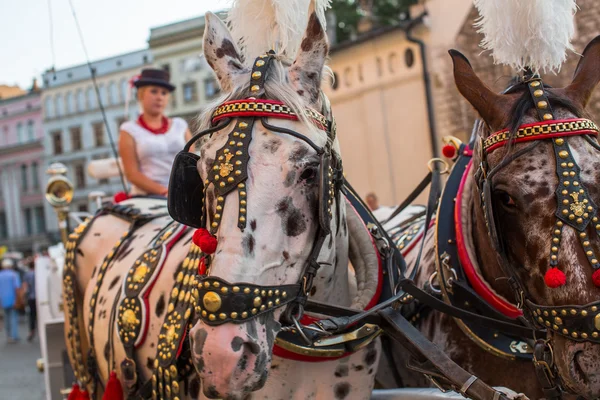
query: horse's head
451 36 600 398
182 11 338 399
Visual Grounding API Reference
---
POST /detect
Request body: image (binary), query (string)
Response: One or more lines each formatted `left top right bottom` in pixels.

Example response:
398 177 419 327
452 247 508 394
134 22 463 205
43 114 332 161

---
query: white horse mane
474 0 577 75
227 0 331 65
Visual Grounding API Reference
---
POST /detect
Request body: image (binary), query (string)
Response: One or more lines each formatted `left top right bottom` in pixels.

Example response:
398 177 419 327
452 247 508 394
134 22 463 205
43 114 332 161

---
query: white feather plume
226 0 331 65
474 0 577 74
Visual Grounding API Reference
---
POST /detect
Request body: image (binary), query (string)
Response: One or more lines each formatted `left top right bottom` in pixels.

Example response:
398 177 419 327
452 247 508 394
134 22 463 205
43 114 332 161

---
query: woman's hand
160 187 169 198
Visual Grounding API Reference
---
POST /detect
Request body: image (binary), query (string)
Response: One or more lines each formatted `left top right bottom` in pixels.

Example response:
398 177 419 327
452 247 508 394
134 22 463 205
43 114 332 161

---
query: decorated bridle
474 77 600 397
168 51 342 328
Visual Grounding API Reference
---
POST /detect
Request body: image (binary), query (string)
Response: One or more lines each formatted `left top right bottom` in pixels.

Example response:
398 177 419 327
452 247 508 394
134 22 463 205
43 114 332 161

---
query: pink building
0 81 51 254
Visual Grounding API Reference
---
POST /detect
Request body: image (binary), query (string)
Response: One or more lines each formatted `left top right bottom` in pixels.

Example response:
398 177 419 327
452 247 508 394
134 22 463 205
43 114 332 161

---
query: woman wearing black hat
118 68 192 197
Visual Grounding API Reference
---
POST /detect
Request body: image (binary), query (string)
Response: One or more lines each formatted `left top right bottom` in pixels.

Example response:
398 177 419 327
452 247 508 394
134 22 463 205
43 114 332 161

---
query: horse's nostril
243 341 261 355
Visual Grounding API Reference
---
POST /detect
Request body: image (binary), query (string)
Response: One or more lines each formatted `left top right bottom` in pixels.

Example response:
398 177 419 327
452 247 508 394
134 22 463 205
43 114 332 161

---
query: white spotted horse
376 37 600 400
62 10 389 400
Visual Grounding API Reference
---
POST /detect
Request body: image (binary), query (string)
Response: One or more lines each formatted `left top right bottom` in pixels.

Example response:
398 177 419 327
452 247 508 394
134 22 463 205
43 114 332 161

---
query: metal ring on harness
428 268 458 294
291 315 312 346
427 158 450 175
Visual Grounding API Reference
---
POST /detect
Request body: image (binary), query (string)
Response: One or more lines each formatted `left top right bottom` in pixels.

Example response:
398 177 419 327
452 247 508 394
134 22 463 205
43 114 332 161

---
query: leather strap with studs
527 78 554 121
526 299 600 342
196 276 300 326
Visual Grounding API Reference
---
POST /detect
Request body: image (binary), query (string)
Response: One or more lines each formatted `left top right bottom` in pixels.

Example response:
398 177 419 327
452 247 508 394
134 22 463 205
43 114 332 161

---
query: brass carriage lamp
45 163 75 245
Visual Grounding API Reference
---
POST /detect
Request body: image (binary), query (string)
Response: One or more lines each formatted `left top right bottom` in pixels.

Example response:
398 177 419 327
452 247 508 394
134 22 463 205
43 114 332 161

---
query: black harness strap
378 308 511 400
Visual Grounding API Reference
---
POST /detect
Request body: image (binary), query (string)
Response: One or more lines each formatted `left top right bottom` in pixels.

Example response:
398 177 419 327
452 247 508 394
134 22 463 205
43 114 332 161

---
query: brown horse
379 36 600 400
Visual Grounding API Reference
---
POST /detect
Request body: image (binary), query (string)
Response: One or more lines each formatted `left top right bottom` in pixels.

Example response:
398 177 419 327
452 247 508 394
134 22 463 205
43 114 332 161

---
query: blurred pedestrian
365 192 379 211
0 259 22 343
119 69 192 197
23 260 37 342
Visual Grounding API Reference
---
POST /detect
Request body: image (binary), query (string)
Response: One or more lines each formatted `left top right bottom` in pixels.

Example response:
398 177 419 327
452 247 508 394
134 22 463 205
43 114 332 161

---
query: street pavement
0 313 46 400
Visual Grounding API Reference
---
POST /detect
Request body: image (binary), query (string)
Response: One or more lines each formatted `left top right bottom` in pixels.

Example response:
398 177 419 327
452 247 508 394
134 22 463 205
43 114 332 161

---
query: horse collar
434 144 533 360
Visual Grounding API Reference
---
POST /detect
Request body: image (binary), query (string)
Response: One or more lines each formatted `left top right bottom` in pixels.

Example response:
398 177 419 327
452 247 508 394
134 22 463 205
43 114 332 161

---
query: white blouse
121 117 188 195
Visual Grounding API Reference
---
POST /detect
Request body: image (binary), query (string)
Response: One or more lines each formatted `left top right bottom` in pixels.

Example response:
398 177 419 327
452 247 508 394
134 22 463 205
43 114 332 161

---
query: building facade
148 14 224 126
323 0 473 205
0 84 50 254
41 49 152 234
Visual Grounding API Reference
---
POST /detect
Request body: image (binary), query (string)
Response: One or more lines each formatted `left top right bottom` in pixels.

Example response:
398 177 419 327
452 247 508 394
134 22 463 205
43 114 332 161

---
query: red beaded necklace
137 114 169 134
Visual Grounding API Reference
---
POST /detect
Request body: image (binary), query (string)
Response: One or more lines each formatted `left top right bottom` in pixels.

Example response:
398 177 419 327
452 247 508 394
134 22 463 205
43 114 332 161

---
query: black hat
134 68 176 92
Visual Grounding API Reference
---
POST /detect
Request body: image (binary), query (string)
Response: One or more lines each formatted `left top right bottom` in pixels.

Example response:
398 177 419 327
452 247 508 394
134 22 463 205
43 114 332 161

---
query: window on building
70 126 82 151
55 94 63 116
162 64 171 74
24 208 33 235
66 91 74 114
16 122 23 143
99 84 107 106
98 178 109 185
21 164 28 192
120 79 128 103
44 97 53 119
204 78 220 100
31 162 39 190
2 126 8 145
93 122 104 147
183 82 198 103
34 206 46 234
109 82 117 105
78 203 88 213
27 120 34 141
0 213 7 239
52 131 63 154
76 89 85 112
74 163 86 188
87 87 96 109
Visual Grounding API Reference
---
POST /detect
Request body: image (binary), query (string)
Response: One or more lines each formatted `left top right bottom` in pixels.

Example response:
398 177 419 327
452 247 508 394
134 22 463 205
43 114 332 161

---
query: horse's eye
299 167 318 182
496 191 516 208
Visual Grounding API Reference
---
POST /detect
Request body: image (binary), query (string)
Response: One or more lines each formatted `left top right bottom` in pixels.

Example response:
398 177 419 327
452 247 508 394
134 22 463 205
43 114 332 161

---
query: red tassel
592 269 600 287
442 144 457 159
114 192 130 203
67 384 81 400
76 390 90 400
192 229 218 254
102 371 124 400
544 267 566 288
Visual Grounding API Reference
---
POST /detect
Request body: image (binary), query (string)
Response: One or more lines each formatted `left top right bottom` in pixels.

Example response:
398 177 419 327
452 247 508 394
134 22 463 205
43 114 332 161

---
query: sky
1 0 234 89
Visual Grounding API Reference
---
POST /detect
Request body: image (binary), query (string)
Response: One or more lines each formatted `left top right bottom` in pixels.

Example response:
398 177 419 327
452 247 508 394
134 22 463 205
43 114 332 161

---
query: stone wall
430 2 600 143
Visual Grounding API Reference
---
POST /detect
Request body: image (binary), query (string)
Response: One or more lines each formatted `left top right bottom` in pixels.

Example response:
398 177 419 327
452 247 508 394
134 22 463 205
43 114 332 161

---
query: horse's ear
449 49 512 132
203 12 245 92
289 12 329 105
563 35 600 109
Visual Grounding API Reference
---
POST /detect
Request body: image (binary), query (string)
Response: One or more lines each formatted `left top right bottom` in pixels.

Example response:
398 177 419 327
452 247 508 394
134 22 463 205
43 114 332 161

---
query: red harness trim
485 118 599 153
136 225 188 348
272 198 383 362
455 160 522 319
211 99 328 131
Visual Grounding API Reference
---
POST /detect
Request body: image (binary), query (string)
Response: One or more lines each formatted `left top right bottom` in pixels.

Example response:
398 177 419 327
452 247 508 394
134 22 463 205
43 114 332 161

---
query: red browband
211 99 329 131
485 118 599 153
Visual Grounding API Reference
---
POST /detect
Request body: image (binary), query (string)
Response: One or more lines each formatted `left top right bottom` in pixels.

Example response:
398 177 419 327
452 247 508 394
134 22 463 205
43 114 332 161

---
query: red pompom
76 390 90 400
192 229 218 254
442 144 457 159
544 267 566 288
592 269 600 287
114 192 130 203
102 371 123 400
67 384 81 400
